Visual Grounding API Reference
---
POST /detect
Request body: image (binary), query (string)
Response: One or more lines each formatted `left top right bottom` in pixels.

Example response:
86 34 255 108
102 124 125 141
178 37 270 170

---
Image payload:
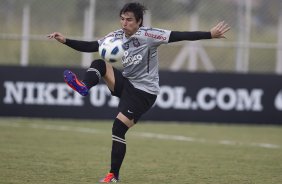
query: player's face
120 12 141 37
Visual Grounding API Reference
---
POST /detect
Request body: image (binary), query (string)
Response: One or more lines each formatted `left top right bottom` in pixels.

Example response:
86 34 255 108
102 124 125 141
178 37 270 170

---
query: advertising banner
1 66 282 124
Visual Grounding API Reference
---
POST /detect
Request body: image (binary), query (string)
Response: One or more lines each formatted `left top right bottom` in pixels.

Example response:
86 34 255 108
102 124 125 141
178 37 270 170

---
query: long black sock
110 118 129 179
82 59 106 89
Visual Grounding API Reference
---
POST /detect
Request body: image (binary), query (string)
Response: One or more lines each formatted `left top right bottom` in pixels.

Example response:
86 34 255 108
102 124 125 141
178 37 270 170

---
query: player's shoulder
138 26 169 34
108 29 124 39
98 29 124 44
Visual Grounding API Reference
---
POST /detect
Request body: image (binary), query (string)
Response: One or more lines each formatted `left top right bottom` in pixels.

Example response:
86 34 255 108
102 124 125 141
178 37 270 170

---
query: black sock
82 59 106 89
110 118 129 179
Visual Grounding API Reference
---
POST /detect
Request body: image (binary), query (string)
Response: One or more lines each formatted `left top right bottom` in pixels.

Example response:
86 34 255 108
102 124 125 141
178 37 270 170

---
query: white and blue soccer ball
99 37 125 63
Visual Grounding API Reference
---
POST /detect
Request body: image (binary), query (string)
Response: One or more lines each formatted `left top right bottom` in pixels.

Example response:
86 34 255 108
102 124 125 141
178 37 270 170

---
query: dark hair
119 2 147 27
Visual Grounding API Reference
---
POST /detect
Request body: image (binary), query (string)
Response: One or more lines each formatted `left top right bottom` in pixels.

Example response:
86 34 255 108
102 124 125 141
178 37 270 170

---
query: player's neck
125 34 131 38
124 27 140 38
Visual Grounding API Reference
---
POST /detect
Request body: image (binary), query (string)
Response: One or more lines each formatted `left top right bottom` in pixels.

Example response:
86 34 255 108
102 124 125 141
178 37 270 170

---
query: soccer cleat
63 69 89 96
99 173 119 183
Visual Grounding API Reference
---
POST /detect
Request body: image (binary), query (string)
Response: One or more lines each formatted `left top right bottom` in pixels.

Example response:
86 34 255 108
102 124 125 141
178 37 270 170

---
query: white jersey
98 26 171 95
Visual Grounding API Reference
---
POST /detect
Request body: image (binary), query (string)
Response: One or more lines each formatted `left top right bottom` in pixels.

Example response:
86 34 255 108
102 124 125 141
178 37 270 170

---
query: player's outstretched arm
168 21 230 43
47 32 66 43
210 21 230 39
47 32 99 52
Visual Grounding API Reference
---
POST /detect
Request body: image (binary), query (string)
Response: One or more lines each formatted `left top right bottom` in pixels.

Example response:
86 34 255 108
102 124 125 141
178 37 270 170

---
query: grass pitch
0 118 281 184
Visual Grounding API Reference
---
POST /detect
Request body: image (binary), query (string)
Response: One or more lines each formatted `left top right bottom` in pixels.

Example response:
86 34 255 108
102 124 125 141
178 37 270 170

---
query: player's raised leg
63 59 108 96
63 70 89 96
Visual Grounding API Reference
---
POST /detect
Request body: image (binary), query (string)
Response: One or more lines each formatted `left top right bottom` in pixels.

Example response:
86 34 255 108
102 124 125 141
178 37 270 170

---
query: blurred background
0 0 281 74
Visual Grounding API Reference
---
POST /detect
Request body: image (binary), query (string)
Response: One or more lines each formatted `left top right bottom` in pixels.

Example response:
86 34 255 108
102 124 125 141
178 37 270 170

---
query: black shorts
110 68 157 123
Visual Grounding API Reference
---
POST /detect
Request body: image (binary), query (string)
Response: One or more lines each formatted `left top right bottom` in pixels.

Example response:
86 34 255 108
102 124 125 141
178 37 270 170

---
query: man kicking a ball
48 2 230 183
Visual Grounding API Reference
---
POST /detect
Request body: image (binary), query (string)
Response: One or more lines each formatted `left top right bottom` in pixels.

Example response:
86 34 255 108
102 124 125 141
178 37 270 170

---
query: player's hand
210 21 230 39
47 32 66 43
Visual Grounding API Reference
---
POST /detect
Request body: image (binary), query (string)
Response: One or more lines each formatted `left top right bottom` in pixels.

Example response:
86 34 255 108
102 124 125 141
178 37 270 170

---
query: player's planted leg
100 118 129 183
99 173 118 183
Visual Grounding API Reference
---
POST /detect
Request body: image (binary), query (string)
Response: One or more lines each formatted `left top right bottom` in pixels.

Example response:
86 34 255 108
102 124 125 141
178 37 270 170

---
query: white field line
0 122 280 149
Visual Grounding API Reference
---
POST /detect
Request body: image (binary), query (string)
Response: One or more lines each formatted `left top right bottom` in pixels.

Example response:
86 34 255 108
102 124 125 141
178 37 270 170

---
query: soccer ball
99 37 125 63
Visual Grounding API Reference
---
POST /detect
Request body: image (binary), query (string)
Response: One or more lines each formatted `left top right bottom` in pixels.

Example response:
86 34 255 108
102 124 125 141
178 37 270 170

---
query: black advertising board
1 66 282 124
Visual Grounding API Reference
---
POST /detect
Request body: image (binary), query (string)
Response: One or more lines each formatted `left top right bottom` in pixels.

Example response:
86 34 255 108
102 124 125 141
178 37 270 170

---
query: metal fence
0 0 281 74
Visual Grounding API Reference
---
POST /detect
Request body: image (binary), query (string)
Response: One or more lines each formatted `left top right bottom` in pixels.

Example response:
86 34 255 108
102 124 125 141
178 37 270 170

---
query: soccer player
48 2 230 183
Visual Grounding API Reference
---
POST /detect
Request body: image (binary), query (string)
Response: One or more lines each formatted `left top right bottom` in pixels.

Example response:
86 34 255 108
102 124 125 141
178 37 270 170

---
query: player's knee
112 118 129 138
90 59 106 76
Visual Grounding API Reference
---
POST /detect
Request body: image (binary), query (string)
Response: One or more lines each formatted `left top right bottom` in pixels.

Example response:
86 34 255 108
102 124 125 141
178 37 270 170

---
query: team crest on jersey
123 43 129 50
132 38 140 47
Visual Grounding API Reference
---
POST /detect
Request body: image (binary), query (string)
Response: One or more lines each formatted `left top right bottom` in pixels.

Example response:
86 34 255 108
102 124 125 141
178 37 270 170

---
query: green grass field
0 118 281 184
